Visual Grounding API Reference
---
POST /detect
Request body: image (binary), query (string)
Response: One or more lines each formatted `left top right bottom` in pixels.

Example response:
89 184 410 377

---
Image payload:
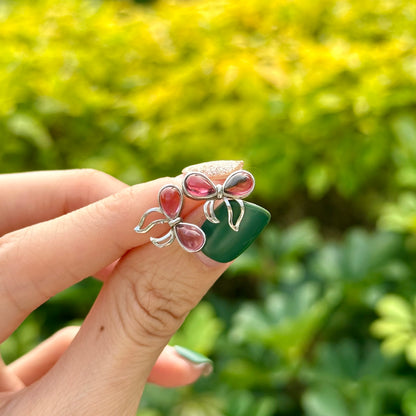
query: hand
0 169 230 415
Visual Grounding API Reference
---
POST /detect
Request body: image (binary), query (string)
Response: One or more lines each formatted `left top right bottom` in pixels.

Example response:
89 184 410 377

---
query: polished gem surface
176 223 206 252
160 186 182 219
184 174 216 198
225 171 255 197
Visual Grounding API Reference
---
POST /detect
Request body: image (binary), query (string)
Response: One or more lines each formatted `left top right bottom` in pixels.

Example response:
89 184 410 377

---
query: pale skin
0 169 229 415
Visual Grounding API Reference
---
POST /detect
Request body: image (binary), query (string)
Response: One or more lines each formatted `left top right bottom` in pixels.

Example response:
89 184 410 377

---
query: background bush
2 0 416 415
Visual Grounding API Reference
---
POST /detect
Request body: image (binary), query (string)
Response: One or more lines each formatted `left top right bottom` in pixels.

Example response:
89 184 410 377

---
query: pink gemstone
184 174 216 198
176 223 205 252
224 171 254 197
160 186 182 219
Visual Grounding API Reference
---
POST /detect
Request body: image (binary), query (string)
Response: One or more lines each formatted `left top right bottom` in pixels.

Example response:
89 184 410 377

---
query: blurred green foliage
372 294 416 366
1 0 416 223
2 0 416 415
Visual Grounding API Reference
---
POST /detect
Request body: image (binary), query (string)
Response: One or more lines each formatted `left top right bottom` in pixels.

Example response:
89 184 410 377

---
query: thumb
8 178 269 415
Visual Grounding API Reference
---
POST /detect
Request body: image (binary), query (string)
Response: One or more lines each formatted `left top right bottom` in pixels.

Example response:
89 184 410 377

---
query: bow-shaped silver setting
183 170 255 232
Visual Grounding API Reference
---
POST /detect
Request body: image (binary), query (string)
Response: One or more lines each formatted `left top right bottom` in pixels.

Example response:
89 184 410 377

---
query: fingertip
147 345 213 388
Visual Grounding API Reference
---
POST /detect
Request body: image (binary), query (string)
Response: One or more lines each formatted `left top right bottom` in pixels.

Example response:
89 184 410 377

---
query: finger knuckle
117 265 196 345
72 169 110 200
0 231 32 314
62 169 119 213
74 168 110 187
0 228 59 305
88 186 136 222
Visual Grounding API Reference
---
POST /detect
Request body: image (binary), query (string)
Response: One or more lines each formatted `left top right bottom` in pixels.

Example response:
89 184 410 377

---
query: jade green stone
201 200 271 263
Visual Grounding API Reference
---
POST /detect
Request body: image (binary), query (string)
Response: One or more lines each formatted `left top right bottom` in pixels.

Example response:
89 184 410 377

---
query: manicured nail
201 200 271 263
182 160 244 181
173 345 213 376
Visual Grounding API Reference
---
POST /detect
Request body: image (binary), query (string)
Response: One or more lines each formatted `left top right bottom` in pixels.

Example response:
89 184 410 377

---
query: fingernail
182 160 244 181
201 200 271 263
173 345 213 376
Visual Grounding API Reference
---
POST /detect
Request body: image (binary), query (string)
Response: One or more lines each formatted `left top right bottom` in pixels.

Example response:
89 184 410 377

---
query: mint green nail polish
201 200 271 263
173 345 213 365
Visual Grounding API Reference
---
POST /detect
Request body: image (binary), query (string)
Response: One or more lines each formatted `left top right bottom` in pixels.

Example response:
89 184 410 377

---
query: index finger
0 177 195 342
0 169 127 236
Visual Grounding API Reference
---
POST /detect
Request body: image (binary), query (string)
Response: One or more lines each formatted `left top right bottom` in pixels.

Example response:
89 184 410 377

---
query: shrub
2 1 416 415
1 0 416 225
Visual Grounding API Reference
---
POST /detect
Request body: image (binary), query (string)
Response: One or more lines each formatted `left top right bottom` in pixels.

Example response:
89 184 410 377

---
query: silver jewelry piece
134 184 206 253
182 170 255 232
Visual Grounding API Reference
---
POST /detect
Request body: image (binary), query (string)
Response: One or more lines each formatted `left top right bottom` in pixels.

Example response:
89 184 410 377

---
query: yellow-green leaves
372 295 416 366
1 0 416 213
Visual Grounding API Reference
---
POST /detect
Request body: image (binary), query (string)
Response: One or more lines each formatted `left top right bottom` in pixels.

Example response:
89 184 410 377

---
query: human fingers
0 169 127 236
4 208 227 415
0 169 129 285
0 177 195 342
147 345 213 387
8 327 211 388
4 173 269 415
6 326 80 386
0 358 24 393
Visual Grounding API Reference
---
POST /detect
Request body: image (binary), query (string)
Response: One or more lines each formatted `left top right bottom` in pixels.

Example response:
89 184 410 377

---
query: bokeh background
1 0 416 414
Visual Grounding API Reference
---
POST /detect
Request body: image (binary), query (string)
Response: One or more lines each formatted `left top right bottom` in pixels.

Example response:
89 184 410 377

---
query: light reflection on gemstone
225 172 255 197
185 175 216 198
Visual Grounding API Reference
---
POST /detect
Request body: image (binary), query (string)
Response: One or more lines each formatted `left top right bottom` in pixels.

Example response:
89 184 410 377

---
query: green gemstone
201 200 271 263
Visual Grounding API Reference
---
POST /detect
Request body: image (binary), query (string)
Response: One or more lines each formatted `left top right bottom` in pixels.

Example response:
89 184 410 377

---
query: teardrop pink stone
176 223 205 252
160 186 181 219
225 171 255 197
185 174 216 198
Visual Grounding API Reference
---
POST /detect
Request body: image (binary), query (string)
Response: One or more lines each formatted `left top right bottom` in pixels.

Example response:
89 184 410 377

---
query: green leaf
7 113 52 149
169 302 224 355
375 295 413 321
303 385 349 416
381 333 411 356
306 164 332 198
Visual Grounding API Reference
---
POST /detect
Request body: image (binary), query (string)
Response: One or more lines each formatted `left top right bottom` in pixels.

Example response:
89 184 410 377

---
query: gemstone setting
176 223 206 252
160 185 182 219
224 171 255 197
